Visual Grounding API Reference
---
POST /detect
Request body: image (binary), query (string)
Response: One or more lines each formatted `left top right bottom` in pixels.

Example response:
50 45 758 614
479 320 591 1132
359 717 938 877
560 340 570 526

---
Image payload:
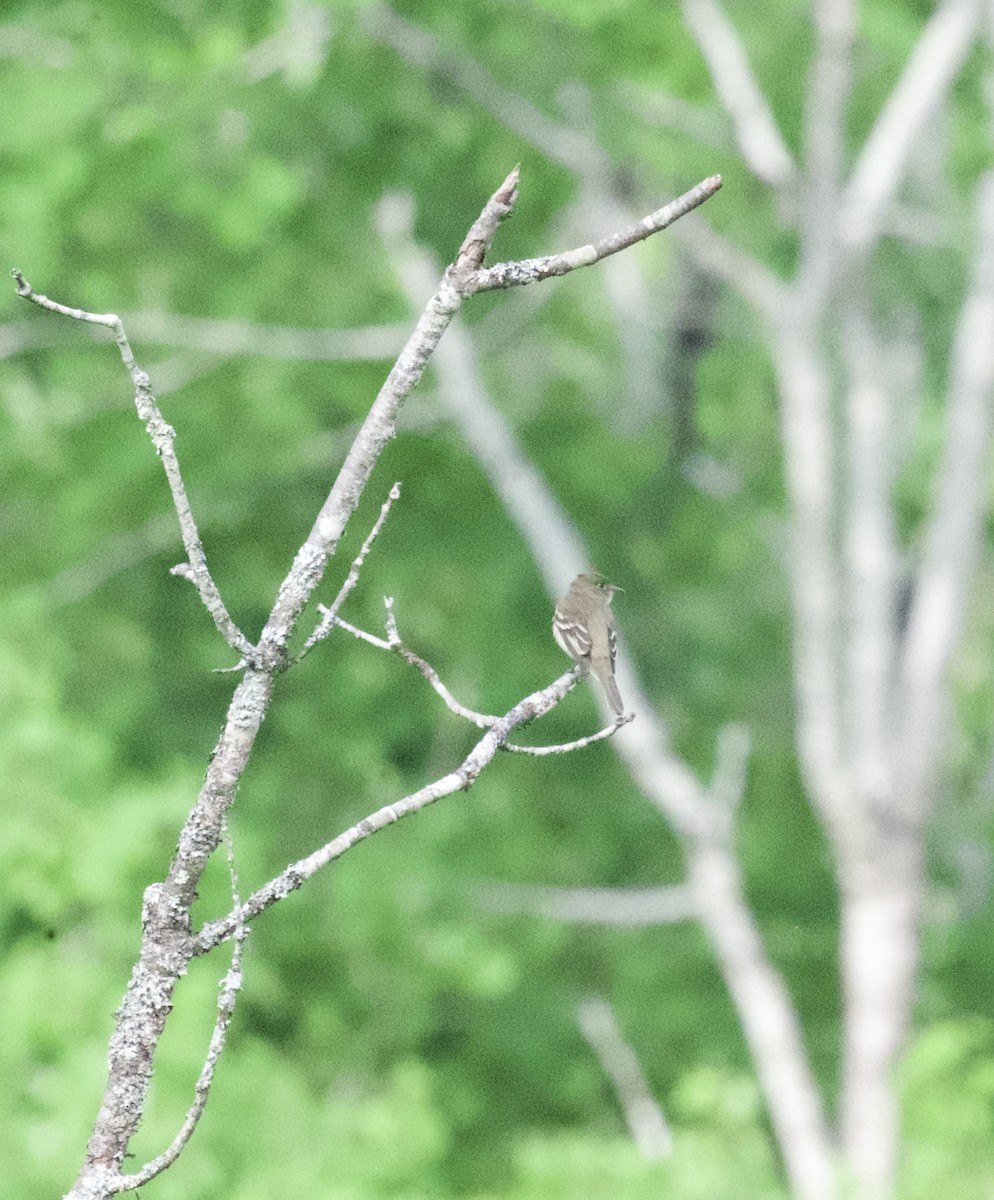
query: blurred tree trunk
369 2 994 1196
682 2 993 1193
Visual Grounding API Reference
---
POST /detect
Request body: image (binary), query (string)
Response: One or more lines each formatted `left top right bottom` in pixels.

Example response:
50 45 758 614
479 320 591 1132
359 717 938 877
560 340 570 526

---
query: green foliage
899 1020 994 1199
2 0 994 1197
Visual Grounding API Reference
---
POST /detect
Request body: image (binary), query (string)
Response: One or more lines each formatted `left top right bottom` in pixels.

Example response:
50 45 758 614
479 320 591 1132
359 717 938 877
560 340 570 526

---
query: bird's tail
591 658 624 716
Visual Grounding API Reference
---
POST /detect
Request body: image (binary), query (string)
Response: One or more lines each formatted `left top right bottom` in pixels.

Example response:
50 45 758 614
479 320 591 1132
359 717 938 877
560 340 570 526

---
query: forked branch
13 166 722 1200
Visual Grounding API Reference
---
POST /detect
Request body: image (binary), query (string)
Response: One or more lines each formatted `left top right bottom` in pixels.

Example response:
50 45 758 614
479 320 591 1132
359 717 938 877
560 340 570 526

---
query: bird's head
578 570 623 600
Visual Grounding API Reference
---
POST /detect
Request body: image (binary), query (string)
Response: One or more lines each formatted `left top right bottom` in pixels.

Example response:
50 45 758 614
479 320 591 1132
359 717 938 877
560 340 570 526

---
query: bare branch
840 286 900 801
337 599 626 747
378 201 730 841
191 668 607 957
771 326 849 832
297 482 402 660
478 883 695 925
327 615 392 651
471 175 723 294
709 722 751 812
797 0 856 308
843 0 982 250
378 645 500 725
380 597 502 726
504 712 635 754
365 0 725 403
376 202 591 595
45 514 180 607
255 168 521 665
898 170 994 807
12 270 254 661
577 997 673 1160
120 310 408 361
0 312 406 364
114 824 247 1192
618 80 733 152
681 0 797 188
54 172 523 1190
41 166 722 1196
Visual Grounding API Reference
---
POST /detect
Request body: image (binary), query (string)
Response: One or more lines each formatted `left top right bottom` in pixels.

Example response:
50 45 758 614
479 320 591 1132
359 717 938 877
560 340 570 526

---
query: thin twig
381 597 501 725
379 597 627 746
11 269 254 662
503 711 635 753
331 615 393 651
470 176 723 293
338 600 621 745
297 482 402 660
332 608 500 724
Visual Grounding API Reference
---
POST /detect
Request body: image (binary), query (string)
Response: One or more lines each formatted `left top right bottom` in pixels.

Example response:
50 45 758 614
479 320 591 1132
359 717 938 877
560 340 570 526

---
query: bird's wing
553 613 592 660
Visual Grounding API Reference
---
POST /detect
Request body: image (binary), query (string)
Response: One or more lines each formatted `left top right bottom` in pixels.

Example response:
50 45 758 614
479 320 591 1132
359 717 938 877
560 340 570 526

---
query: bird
553 571 625 716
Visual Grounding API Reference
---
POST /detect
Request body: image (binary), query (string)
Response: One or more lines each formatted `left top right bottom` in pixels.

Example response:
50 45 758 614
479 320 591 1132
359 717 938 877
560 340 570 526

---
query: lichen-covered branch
16 164 721 1200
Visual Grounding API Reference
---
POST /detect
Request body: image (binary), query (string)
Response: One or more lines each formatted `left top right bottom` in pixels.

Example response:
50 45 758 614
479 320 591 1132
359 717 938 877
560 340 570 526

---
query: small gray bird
553 571 625 716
